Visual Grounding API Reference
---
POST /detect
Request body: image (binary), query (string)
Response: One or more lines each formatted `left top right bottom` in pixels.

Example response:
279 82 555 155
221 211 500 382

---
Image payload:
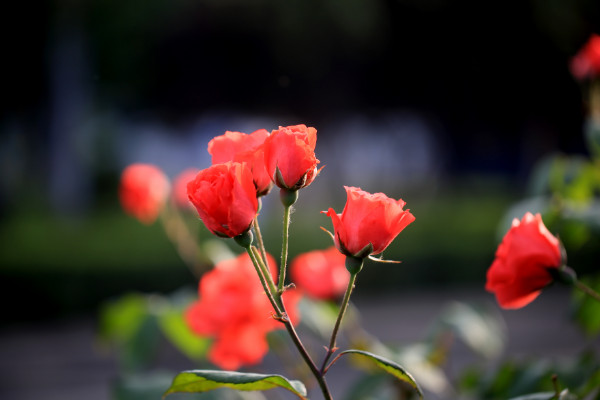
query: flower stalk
320 261 361 375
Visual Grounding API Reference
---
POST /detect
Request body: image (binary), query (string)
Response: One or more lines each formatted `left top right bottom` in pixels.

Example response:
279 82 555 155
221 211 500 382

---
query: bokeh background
1 1 600 399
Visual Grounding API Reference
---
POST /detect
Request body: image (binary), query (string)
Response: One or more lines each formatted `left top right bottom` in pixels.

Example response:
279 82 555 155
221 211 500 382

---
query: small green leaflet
163 370 307 399
336 349 423 399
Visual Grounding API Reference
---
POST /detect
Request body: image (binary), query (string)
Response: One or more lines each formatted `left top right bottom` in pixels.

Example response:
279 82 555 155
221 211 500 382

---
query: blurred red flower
324 186 415 258
291 246 349 300
486 212 562 309
263 124 319 190
187 162 258 238
172 168 199 210
119 163 170 224
208 130 273 196
570 33 600 80
186 252 301 370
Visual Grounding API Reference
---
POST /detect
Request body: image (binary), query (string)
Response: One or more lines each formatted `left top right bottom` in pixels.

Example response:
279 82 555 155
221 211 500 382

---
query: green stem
575 280 600 303
253 216 270 269
245 247 283 317
320 271 358 375
250 246 279 303
279 204 291 293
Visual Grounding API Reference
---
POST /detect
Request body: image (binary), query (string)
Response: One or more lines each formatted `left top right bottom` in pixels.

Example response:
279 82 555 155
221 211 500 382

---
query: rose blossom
208 129 273 196
290 246 349 300
119 163 170 224
186 252 301 370
570 33 600 81
263 124 319 190
187 162 258 238
324 186 415 258
486 212 562 309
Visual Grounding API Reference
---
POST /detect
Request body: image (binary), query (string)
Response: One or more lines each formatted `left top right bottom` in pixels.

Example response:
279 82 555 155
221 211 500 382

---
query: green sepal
163 370 307 399
233 230 254 249
345 256 364 275
279 187 299 207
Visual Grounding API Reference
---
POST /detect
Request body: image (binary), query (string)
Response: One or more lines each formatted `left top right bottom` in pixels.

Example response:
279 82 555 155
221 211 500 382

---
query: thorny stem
320 271 358 375
278 204 292 293
575 280 600 303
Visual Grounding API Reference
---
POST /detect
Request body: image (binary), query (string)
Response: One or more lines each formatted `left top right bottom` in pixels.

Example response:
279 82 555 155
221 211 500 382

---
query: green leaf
336 349 423 399
163 370 307 399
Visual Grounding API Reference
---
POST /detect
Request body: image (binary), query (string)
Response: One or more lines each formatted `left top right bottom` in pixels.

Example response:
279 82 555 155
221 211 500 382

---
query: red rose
263 124 320 190
119 163 170 224
208 129 273 196
186 253 301 370
570 33 600 80
187 162 258 238
290 246 349 300
172 168 199 210
324 186 415 258
486 212 562 309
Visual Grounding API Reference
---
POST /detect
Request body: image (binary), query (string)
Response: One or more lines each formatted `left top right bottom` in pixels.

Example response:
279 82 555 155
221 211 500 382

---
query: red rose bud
185 252 301 370
324 186 415 258
263 124 320 190
570 34 600 81
208 129 273 196
486 212 562 309
290 246 350 300
187 162 258 238
119 163 170 224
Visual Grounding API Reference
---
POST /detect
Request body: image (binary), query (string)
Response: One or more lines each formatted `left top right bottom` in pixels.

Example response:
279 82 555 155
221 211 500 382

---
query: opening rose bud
485 212 563 309
187 162 258 238
324 186 415 258
208 129 273 196
263 124 320 191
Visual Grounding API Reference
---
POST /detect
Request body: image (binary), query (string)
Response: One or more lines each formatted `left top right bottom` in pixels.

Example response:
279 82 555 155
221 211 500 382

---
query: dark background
1 0 599 321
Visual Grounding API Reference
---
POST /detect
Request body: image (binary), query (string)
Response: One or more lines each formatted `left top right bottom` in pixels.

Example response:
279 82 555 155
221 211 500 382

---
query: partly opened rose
186 253 301 370
486 212 562 309
208 129 273 196
291 246 349 300
263 124 319 190
187 162 258 238
119 163 170 224
324 186 415 258
570 33 600 81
